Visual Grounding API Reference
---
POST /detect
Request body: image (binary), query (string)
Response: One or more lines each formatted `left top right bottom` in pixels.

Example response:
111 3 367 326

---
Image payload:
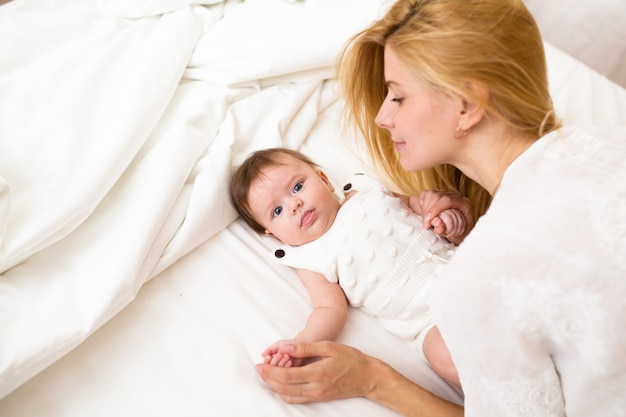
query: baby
230 147 467 388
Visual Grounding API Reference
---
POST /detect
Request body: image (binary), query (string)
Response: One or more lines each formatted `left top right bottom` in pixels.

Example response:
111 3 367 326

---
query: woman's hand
255 340 464 417
255 341 377 404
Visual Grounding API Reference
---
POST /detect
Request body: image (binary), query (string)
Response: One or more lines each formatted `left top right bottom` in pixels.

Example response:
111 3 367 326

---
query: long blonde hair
337 0 561 220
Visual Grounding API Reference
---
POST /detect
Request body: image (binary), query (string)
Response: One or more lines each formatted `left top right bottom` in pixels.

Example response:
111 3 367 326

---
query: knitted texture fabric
273 174 455 347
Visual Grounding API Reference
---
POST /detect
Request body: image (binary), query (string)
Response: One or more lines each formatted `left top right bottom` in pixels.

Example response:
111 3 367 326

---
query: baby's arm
262 268 348 367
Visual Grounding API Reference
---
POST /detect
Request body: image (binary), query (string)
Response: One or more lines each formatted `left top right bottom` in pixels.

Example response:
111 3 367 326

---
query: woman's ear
316 169 335 192
458 80 488 131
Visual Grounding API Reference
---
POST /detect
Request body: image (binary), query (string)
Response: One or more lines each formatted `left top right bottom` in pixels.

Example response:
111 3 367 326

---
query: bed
1 0 625 415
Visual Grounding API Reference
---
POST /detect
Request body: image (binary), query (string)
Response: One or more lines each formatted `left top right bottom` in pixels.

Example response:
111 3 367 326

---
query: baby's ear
316 169 334 192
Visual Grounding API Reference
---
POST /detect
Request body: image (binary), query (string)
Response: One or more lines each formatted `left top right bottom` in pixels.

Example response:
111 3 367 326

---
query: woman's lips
394 141 406 152
301 209 316 227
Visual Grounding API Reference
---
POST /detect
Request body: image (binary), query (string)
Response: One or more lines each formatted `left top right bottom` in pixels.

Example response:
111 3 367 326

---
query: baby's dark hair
229 147 320 234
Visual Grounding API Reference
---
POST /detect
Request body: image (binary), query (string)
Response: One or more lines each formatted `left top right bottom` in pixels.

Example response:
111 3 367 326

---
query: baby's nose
291 199 303 214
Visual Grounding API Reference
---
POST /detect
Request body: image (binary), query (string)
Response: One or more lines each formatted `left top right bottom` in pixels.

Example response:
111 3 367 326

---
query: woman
256 0 626 415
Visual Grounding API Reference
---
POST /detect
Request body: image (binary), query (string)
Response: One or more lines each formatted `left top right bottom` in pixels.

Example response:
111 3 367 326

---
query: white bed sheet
1 0 625 415
0 0 389 401
1 95 465 417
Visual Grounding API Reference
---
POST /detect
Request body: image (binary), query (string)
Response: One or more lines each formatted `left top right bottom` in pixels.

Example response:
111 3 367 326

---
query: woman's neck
456 123 538 196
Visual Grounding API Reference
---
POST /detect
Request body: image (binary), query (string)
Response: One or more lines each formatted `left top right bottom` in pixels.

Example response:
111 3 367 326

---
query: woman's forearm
366 356 464 417
255 341 463 416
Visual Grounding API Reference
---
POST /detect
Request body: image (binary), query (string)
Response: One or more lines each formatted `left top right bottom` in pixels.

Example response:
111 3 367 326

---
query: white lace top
430 126 626 416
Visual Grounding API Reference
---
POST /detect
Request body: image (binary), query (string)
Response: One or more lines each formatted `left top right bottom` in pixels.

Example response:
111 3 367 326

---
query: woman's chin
397 155 418 171
398 157 432 173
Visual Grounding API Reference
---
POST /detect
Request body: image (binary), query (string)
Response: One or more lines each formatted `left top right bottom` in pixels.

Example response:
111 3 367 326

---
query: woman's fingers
255 341 377 404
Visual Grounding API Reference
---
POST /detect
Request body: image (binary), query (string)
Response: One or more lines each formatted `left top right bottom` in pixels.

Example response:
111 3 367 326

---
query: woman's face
375 44 461 172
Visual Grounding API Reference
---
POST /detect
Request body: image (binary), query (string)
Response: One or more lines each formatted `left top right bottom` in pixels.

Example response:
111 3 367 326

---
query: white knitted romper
273 174 455 353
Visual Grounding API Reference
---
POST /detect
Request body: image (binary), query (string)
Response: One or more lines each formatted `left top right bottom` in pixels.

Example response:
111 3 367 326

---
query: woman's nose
375 103 393 129
290 198 303 215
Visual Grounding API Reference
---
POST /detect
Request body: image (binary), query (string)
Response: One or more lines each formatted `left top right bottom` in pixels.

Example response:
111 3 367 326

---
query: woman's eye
293 182 303 193
391 97 403 104
272 206 283 217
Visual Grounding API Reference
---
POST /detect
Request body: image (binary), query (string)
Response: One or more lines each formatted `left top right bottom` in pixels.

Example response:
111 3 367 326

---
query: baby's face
248 156 340 246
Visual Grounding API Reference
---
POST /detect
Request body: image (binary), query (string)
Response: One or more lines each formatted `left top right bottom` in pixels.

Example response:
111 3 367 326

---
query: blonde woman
256 1 626 416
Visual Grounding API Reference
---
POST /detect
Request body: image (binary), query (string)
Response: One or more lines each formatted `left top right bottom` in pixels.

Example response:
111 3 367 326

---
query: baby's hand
264 352 293 368
432 208 466 243
411 190 474 244
262 339 301 368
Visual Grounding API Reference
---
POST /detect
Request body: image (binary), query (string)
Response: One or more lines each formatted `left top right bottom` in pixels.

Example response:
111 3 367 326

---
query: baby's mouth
300 209 315 227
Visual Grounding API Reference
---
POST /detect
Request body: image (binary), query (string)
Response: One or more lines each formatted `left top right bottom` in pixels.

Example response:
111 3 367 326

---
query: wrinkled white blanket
0 0 387 397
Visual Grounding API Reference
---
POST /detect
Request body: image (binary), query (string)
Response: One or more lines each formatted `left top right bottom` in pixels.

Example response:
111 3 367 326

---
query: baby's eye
293 182 303 193
391 97 403 104
272 206 283 217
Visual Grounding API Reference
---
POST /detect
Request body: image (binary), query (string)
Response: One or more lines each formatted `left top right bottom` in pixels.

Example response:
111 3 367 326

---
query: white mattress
1 0 625 415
